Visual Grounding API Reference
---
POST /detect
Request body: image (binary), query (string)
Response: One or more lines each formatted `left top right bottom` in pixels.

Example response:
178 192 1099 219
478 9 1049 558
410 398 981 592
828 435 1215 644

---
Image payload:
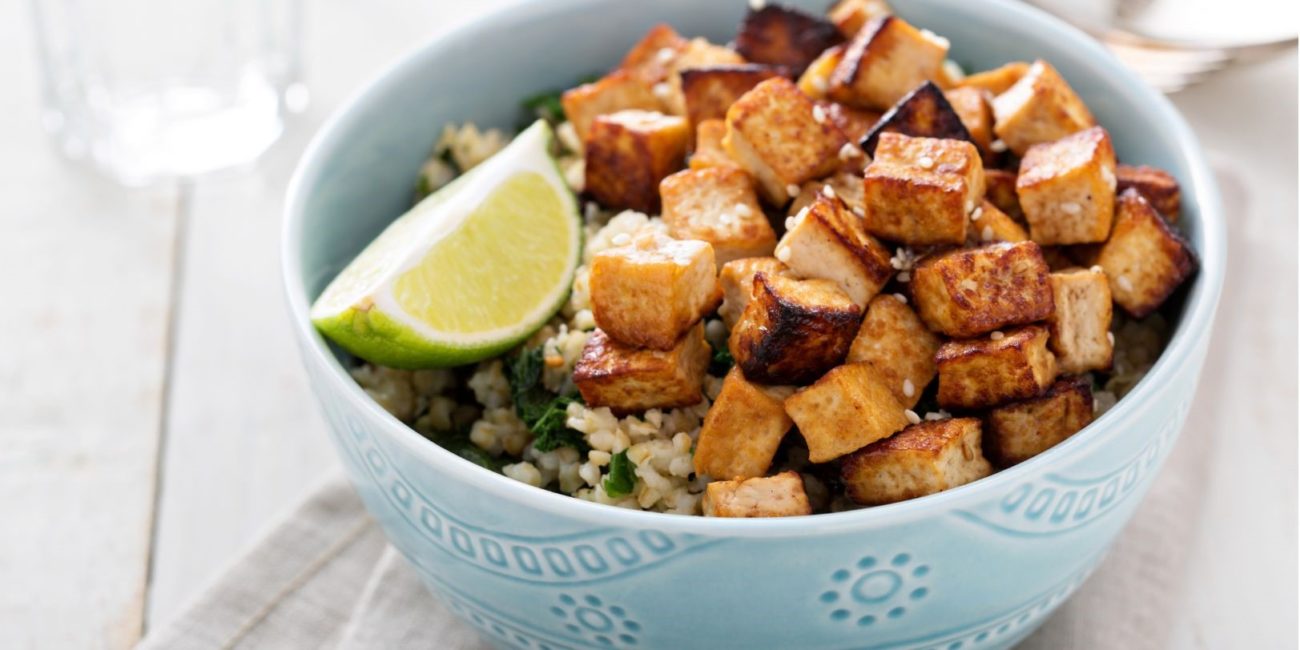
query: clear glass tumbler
30 0 304 185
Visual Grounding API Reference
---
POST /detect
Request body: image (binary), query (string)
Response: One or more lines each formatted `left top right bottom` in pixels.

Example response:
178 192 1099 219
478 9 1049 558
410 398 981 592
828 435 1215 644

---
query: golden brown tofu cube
985 377 1093 465
911 241 1055 338
956 61 1030 96
562 70 664 142
775 195 893 307
585 110 690 213
660 38 749 116
828 0 893 37
730 272 861 384
1017 126 1117 245
694 367 795 480
724 78 849 205
829 16 948 110
1116 164 1181 222
734 5 845 74
967 199 1028 244
786 362 908 462
573 325 710 414
680 64 786 129
1096 190 1198 318
860 81 975 156
797 45 844 100
944 86 994 157
689 119 741 170
983 168 1024 221
789 171 869 218
703 471 812 517
863 132 984 245
846 294 941 408
619 23 689 87
991 59 1095 155
718 257 790 329
820 101 881 147
1047 269 1113 374
590 231 721 349
660 167 777 265
841 417 992 505
936 324 1058 409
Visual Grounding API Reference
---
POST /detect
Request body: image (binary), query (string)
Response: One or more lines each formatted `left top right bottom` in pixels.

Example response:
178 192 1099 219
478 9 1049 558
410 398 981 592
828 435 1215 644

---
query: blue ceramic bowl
283 0 1225 647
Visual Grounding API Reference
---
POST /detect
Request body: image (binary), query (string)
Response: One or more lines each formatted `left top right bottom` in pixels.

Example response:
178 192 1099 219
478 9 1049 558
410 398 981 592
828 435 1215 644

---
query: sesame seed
893 292 907 304
584 202 599 220
982 225 994 241
1117 275 1134 292
611 233 631 246
971 206 983 221
990 139 1008 153
652 82 671 99
656 47 676 64
990 330 1005 340
897 271 911 282
1107 331 1116 345
1101 165 1116 189
812 104 827 124
1061 202 1082 215
812 77 829 93
776 246 791 262
924 410 951 421
784 216 797 230
719 213 735 225
786 183 801 198
748 0 765 9
852 206 865 217
735 202 753 217
905 409 921 425
917 156 935 169
839 142 859 161
903 379 916 397
965 199 975 214
1091 265 1104 274
822 184 836 198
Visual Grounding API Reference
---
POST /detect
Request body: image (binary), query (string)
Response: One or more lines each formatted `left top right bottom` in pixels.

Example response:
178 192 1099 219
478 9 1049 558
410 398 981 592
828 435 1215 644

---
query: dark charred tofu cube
680 64 786 129
1116 164 1181 221
863 132 984 245
911 241 1055 338
827 0 893 37
719 257 790 329
562 70 665 142
694 367 796 480
797 45 845 100
944 86 995 158
703 471 812 517
734 4 845 75
936 325 1058 410
660 167 777 265
841 417 992 505
1017 126 1117 244
967 199 1028 245
859 81 974 156
1047 268 1113 373
828 16 948 110
983 168 1024 221
573 325 710 414
991 60 1095 155
585 110 690 213
689 119 741 170
847 294 942 408
985 377 1093 465
590 231 720 349
724 78 849 205
1096 190 1198 318
957 61 1030 96
775 195 893 307
785 362 909 462
729 272 861 384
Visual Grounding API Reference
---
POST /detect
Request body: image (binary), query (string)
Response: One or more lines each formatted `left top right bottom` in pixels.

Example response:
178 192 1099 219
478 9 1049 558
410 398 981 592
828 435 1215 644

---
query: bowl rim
282 0 1226 537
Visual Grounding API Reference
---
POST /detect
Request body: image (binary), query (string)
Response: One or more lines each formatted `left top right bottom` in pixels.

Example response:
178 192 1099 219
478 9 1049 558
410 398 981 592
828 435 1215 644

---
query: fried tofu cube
562 70 665 142
985 377 1093 465
991 60 1095 155
828 16 948 110
775 195 893 307
573 325 710 414
820 101 881 147
841 417 992 505
619 24 689 85
724 78 850 205
944 86 994 157
957 61 1030 96
983 168 1024 221
730 272 861 384
967 199 1028 244
797 45 844 100
1047 268 1113 373
689 119 741 170
911 241 1055 338
718 257 790 329
828 0 893 37
936 325 1058 409
660 167 777 265
1016 126 1117 244
734 5 845 74
860 81 974 156
585 110 690 213
1116 164 1181 221
660 38 749 116
786 362 908 462
703 471 812 517
789 171 868 217
590 231 721 349
694 367 796 479
846 294 942 408
863 132 984 245
680 64 786 129
1096 189 1198 318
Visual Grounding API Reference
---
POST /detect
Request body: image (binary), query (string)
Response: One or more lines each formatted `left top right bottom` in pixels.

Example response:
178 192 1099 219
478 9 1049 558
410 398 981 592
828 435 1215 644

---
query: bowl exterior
284 0 1224 648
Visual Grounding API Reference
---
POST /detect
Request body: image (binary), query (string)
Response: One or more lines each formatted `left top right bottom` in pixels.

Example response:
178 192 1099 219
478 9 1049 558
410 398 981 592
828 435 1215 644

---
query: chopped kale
603 451 636 498
506 347 588 452
521 90 566 125
708 336 734 376
425 427 504 472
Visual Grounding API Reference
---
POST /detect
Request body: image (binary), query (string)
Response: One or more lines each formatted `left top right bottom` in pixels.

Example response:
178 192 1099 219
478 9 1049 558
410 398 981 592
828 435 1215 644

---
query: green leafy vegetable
425 427 504 472
505 347 588 452
708 336 734 376
522 90 566 125
603 451 636 498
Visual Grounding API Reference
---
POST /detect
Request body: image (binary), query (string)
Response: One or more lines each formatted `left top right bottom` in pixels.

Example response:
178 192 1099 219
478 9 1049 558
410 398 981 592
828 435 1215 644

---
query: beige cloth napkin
137 410 1211 650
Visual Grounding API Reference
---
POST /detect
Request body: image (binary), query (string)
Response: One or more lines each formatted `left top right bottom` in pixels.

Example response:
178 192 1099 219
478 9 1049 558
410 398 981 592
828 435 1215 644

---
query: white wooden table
1 1 1294 648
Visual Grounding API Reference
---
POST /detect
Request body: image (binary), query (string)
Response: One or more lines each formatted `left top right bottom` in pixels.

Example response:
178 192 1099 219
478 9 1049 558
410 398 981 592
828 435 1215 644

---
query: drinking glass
30 0 304 185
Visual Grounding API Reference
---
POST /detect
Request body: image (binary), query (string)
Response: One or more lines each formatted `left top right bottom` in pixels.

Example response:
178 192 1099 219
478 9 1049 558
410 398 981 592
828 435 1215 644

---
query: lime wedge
311 120 581 368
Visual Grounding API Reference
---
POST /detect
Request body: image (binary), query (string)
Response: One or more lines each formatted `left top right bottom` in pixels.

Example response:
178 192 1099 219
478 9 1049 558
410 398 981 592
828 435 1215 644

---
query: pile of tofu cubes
564 0 1196 518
